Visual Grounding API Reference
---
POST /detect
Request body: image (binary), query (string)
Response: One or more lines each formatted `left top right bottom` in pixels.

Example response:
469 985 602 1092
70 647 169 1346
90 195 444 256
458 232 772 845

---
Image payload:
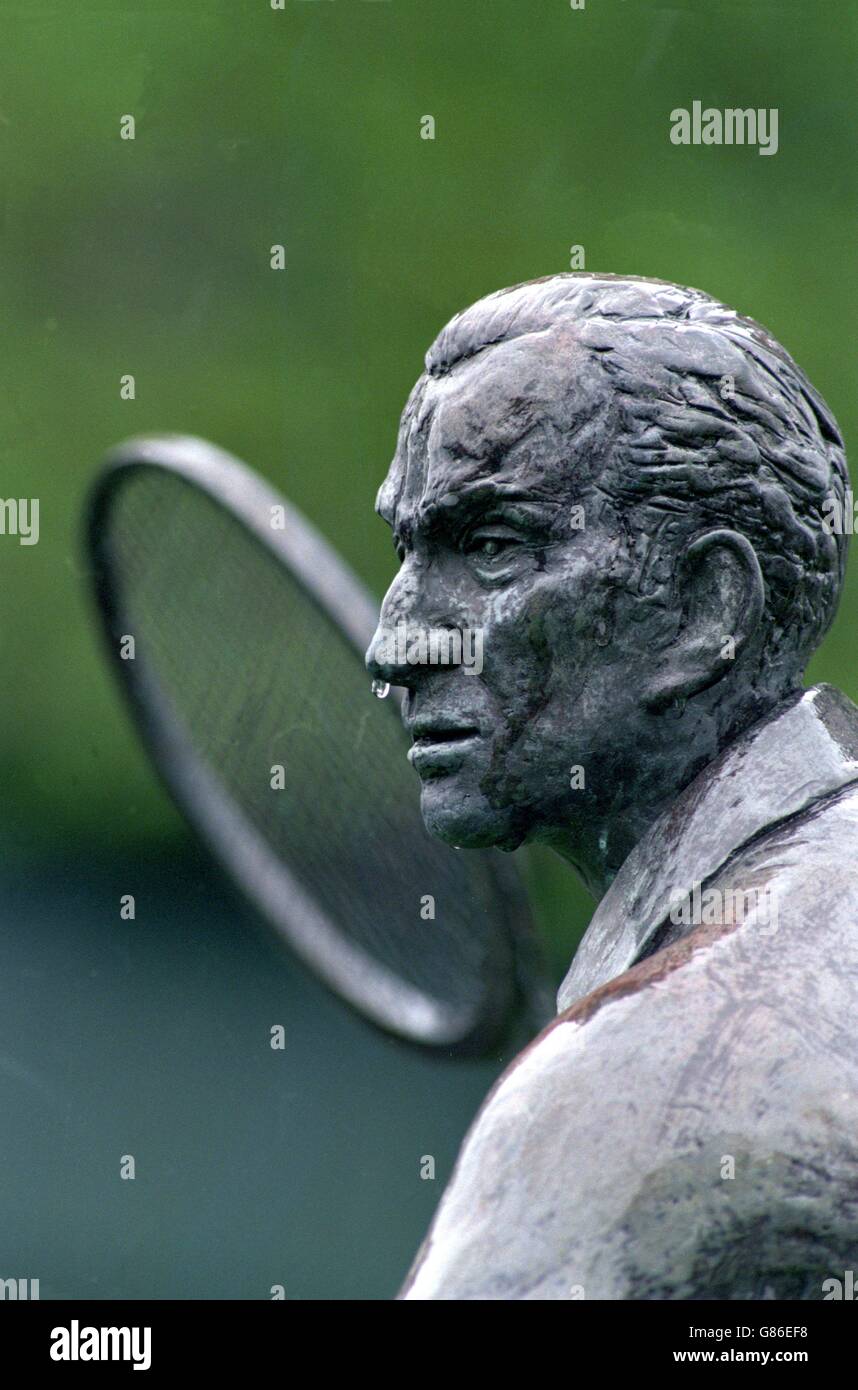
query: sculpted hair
423 273 848 684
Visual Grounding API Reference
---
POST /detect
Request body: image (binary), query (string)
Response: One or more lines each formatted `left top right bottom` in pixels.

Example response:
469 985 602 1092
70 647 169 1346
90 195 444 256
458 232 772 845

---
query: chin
419 781 527 852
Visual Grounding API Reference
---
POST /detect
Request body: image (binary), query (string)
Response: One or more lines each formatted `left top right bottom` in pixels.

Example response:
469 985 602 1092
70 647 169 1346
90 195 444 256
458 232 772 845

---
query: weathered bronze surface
366 274 858 1299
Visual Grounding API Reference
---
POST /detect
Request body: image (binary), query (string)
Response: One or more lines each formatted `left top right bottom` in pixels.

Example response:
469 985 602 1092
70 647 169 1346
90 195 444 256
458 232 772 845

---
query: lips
407 719 481 774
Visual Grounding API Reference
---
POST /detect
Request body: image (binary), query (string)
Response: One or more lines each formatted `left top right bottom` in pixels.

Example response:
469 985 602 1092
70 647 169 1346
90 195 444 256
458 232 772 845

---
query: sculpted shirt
402 684 858 1299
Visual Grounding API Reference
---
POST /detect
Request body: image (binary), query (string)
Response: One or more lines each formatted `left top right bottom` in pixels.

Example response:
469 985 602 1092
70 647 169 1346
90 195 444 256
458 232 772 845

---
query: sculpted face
365 274 841 898
367 331 663 879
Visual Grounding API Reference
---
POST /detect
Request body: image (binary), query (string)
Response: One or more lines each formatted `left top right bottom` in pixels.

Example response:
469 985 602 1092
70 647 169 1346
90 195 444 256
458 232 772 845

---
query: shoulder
402 892 858 1299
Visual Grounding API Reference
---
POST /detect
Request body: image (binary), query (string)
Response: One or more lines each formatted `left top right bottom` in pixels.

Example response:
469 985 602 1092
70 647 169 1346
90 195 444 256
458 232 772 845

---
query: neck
547 686 791 900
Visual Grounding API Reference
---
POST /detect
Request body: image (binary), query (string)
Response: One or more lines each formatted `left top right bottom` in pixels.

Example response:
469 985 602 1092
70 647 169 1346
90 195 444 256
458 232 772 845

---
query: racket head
86 435 545 1051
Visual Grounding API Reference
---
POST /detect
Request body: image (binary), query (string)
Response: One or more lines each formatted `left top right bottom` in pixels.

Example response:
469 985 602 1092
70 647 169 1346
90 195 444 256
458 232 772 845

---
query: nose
365 560 459 690
365 631 408 690
365 564 422 689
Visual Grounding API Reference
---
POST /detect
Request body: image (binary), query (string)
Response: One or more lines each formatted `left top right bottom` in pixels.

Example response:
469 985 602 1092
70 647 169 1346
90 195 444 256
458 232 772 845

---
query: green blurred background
0 0 855 1298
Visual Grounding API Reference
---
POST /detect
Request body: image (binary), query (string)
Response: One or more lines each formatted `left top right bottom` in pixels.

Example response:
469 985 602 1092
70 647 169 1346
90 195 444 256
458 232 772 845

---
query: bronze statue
366 273 858 1299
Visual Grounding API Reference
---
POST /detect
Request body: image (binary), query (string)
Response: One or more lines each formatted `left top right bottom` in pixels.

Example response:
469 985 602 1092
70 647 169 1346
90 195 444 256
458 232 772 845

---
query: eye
464 529 520 561
472 537 505 558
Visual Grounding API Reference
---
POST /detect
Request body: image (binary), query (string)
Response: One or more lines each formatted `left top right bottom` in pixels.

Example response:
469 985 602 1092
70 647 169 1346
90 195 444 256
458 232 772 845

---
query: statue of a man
366 273 858 1300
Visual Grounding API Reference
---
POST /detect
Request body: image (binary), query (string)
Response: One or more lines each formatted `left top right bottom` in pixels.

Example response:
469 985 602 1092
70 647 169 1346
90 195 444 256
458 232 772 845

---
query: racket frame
87 435 544 1050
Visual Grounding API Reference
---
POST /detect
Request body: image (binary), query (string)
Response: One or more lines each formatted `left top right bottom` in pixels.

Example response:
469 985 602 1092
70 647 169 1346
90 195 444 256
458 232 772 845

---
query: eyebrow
392 483 560 549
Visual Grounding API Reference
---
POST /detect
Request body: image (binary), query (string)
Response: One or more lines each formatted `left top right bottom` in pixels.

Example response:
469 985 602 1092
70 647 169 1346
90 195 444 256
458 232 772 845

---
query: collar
557 684 858 1011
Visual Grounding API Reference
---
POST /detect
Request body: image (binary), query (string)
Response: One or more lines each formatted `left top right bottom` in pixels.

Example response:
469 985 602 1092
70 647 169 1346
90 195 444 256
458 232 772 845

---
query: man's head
366 274 848 891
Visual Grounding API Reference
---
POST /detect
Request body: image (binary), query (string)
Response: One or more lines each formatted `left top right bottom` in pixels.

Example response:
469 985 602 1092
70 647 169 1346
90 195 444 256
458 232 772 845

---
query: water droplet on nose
371 679 390 699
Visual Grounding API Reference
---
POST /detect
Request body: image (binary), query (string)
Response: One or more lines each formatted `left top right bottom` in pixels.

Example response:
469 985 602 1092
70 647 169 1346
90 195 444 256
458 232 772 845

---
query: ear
643 528 765 713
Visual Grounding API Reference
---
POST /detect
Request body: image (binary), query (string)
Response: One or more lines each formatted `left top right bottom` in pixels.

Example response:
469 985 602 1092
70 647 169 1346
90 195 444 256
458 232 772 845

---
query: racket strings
98 468 506 1015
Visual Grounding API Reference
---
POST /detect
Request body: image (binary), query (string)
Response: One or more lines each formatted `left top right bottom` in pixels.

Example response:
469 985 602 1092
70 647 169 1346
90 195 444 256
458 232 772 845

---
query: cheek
479 573 606 712
475 575 622 804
